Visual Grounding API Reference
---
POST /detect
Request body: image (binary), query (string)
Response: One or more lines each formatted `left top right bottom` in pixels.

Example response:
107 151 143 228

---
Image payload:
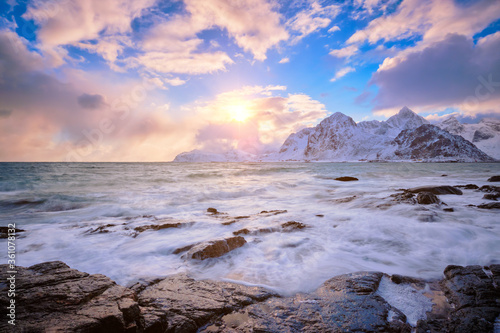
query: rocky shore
1 261 499 332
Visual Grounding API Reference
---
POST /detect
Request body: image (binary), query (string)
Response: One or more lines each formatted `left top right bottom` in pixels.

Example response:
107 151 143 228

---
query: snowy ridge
172 107 497 162
436 116 500 159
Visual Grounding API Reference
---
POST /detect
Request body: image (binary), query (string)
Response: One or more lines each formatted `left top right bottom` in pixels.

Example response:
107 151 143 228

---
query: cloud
330 66 356 82
328 25 340 33
279 57 290 64
287 1 341 43
0 109 12 118
371 33 500 116
77 93 106 109
24 0 156 47
187 85 327 154
329 45 358 58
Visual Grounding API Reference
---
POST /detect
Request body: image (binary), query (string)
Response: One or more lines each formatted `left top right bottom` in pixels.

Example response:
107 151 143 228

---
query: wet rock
0 261 143 332
443 208 454 212
478 185 500 193
483 193 499 200
185 236 247 260
441 174 447 177
85 223 117 234
454 184 479 189
281 221 307 231
207 207 220 214
315 214 324 217
391 191 417 204
408 186 462 195
136 274 277 333
333 195 357 203
487 175 500 182
334 176 359 181
172 244 196 254
206 272 411 333
259 209 287 215
0 226 24 239
417 192 440 205
439 265 500 333
477 202 500 209
134 222 186 233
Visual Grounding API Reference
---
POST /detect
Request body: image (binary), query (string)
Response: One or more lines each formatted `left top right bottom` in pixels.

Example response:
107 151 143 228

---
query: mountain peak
398 106 416 117
386 106 428 130
320 112 356 127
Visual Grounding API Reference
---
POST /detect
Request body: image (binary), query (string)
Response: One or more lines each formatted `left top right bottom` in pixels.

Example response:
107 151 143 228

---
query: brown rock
186 236 247 260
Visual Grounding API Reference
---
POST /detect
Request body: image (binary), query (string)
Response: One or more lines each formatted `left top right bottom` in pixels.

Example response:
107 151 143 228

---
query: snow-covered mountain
270 107 494 162
172 107 497 162
173 149 257 162
436 116 500 159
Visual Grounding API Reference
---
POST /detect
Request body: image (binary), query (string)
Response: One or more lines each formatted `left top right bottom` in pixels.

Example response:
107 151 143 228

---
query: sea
1 162 499 294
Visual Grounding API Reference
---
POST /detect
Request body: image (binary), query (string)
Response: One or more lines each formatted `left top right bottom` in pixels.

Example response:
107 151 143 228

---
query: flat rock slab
334 176 359 181
185 236 247 260
408 186 463 195
0 261 142 332
134 274 277 332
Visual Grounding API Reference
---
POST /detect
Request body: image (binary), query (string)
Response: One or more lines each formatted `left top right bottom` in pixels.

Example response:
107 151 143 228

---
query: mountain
436 116 500 159
173 149 257 162
393 124 494 162
272 107 494 162
172 107 497 162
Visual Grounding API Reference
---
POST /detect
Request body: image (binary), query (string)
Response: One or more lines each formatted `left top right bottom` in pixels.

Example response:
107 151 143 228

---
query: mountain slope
437 117 500 159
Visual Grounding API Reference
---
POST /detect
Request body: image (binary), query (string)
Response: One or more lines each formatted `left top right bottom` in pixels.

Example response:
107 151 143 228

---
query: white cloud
330 66 356 82
287 1 341 43
329 45 359 58
279 57 290 64
328 25 340 33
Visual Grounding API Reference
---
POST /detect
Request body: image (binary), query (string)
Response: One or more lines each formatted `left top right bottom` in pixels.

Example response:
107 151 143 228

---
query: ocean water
1 162 499 294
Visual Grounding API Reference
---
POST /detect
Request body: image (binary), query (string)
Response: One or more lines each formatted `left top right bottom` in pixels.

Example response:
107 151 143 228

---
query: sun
230 104 252 122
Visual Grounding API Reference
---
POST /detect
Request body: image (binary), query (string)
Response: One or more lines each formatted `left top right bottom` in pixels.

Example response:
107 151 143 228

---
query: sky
0 0 499 161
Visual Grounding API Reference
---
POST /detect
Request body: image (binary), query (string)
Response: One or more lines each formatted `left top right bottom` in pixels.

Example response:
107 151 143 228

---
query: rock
408 186 462 195
335 176 359 181
259 209 287 215
134 222 187 233
0 261 143 332
207 207 219 214
478 185 500 193
443 208 454 212
417 192 440 205
483 193 499 200
454 184 479 189
441 174 447 177
333 195 357 203
207 272 411 333
185 236 247 260
477 202 500 209
316 214 324 217
487 175 500 182
439 265 500 332
136 274 277 333
391 191 417 204
281 221 307 231
0 226 24 239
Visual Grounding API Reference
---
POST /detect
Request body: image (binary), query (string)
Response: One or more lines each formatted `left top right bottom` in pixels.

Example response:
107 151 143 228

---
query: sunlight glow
230 104 252 122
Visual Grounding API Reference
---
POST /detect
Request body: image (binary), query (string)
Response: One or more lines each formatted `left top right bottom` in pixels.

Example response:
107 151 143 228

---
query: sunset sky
1 0 500 161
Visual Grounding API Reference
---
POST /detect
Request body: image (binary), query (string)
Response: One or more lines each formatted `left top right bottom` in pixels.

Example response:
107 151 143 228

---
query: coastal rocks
133 221 191 234
185 236 247 260
408 186 463 195
455 184 479 190
417 192 440 205
437 265 500 332
135 274 277 332
0 261 143 332
477 202 500 209
3 262 500 333
335 176 359 181
205 272 411 333
233 221 307 236
487 175 500 182
0 226 24 238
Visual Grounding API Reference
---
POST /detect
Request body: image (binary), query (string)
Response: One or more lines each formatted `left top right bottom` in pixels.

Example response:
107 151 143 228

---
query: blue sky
0 0 499 161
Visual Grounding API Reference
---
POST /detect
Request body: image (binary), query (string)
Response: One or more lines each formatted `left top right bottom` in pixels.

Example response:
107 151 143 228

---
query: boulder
487 176 500 182
417 192 440 205
407 186 462 195
0 261 143 332
335 176 359 181
454 184 479 190
185 236 246 260
477 202 500 209
483 193 499 201
134 274 277 333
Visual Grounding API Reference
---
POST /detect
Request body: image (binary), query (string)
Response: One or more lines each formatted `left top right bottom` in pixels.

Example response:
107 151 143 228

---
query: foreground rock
0 261 143 332
408 186 463 195
185 236 246 260
2 262 499 333
416 192 440 205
